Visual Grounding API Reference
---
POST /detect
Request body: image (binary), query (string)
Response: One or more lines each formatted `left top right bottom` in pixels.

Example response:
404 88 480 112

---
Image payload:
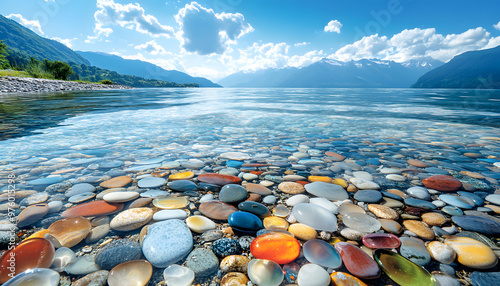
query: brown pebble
245 193 261 202
278 182 305 194
407 159 429 168
368 204 399 220
347 184 357 192
127 197 153 208
403 220 435 240
386 189 406 199
421 212 446 226
221 272 249 286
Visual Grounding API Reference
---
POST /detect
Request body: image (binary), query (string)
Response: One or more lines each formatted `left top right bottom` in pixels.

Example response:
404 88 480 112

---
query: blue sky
2 0 500 80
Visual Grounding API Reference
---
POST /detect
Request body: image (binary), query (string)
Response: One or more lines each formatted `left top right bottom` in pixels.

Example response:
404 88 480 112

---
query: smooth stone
108 260 152 286
380 167 402 174
27 176 63 186
438 194 474 209
169 171 195 180
212 238 242 257
382 197 404 208
137 177 167 189
399 237 431 266
297 263 331 286
373 249 436 286
422 175 461 192
432 272 461 286
406 186 431 201
186 215 216 233
103 191 139 203
245 183 272 195
70 270 109 286
292 203 338 231
432 200 446 207
167 180 199 192
340 227 364 241
362 233 401 249
17 203 49 228
458 191 484 206
163 264 195 286
304 181 348 201
263 216 289 230
61 200 124 218
95 239 142 270
181 159 205 169
152 195 188 209
48 217 92 247
404 198 437 210
350 178 380 190
286 194 310 206
403 220 435 240
368 204 399 220
197 173 242 186
185 248 219 277
219 184 248 203
128 197 153 208
110 207 153 231
451 215 500 236
343 212 381 233
378 219 403 234
153 209 188 221
47 201 63 214
288 223 317 240
201 230 224 242
445 236 498 269
309 197 338 213
68 192 96 203
85 224 110 243
247 259 284 286
199 193 214 203
220 255 251 273
353 171 373 181
50 247 77 271
199 201 238 220
278 182 305 194
65 255 100 275
426 241 456 264
386 174 406 181
0 238 55 283
243 173 259 180
303 239 342 268
308 175 333 183
142 220 193 268
442 206 463 216
250 232 300 264
456 231 498 248
335 242 380 279
140 189 169 198
2 268 60 286
469 271 500 286
221 272 249 286
421 212 447 226
283 262 300 284
221 152 251 160
330 272 368 286
228 211 264 233
338 203 365 215
263 195 276 204
238 201 270 217
100 176 132 188
485 194 500 205
65 183 96 197
354 190 382 203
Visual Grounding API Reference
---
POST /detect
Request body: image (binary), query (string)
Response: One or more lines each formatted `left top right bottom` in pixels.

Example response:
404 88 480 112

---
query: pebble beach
0 87 499 286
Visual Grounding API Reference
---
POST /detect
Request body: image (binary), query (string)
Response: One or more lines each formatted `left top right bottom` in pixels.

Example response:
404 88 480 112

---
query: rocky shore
0 76 132 93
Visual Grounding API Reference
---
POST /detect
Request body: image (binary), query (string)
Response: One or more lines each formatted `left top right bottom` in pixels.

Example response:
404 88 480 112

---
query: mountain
0 14 89 65
77 51 220 87
218 58 442 88
412 45 500 89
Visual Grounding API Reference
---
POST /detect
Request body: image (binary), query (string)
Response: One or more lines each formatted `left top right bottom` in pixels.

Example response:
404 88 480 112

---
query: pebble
108 260 152 286
469 271 500 286
212 238 242 257
103 191 139 203
95 239 142 270
303 239 342 268
199 200 237 220
438 194 475 209
220 255 250 273
444 236 498 269
197 173 242 186
309 197 338 213
250 232 300 264
297 263 331 286
2 268 60 286
228 211 264 233
247 259 284 286
163 264 195 286
421 212 446 226
65 255 100 275
422 175 462 192
279 182 305 194
330 272 368 286
402 220 435 240
137 177 167 188
152 195 188 209
362 233 401 249
426 241 456 264
373 249 436 285
335 242 380 279
185 248 219 277
399 237 431 265
354 190 382 203
406 186 431 201
304 181 348 201
219 184 248 203
110 207 153 231
48 217 92 247
72 270 109 286
368 204 398 220
169 171 194 180
451 215 500 236
350 178 380 190
338 203 365 214
292 203 338 231
17 203 49 228
153 209 188 221
186 215 216 233
100 176 132 188
343 212 381 233
61 200 123 218
286 194 310 206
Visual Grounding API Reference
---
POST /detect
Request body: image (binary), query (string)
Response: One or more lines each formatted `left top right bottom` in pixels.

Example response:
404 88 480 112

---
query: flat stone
350 178 380 190
445 236 498 269
185 248 219 277
354 190 382 203
197 173 242 186
238 201 270 217
335 242 380 279
373 249 436 285
288 223 317 240
408 159 429 168
95 239 142 270
220 255 251 273
186 215 216 233
68 192 96 203
338 203 365 215
167 180 199 192
152 195 188 209
406 186 431 201
169 171 195 180
362 233 401 249
451 215 500 236
330 272 368 286
421 212 446 226
286 194 310 206
153 209 188 221
228 211 263 234
402 220 434 240
485 194 500 205
368 204 399 220
438 194 474 209
199 201 238 220
107 260 152 286
103 191 139 203
303 239 342 268
48 217 92 247
304 181 348 201
221 152 251 160
163 264 194 286
137 177 167 189
378 219 403 234
469 271 500 286
297 263 331 286
292 203 338 231
65 183 96 197
62 200 124 218
404 198 437 210
343 212 381 233
245 183 272 195
426 241 456 264
65 255 100 275
17 203 49 228
1 268 60 286
399 237 431 266
100 176 132 188
309 197 338 213
110 207 153 231
219 184 248 203
247 259 283 286
279 182 305 194
422 175 462 192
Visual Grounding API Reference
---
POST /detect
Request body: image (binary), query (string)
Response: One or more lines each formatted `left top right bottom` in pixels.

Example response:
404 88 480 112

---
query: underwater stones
142 220 193 268
278 182 305 194
250 232 300 264
403 220 435 240
303 239 342 268
354 190 382 203
65 183 96 197
407 159 429 168
334 242 380 279
65 255 99 275
350 178 380 190
247 259 284 286
297 263 331 286
362 233 401 249
444 236 498 269
399 237 431 266
404 198 437 210
292 203 338 231
373 249 436 286
197 173 242 186
48 217 92 247
421 212 446 226
342 212 381 233
152 196 188 209
169 171 195 180
0 238 55 283
245 183 272 195
61 200 123 218
100 176 132 189
426 241 456 264
304 181 348 201
422 175 461 192
378 219 403 234
219 184 248 203
185 248 219 277
103 191 139 203
199 201 237 220
406 187 431 201
137 177 167 189
186 215 216 233
368 204 399 220
108 260 152 286
163 264 195 286
17 203 49 228
167 180 199 192
110 207 153 231
438 194 474 209
95 239 142 270
451 215 500 236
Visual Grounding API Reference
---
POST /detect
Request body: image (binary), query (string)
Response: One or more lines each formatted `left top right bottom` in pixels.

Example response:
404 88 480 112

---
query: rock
350 178 380 190
220 255 250 273
309 197 338 213
422 175 461 192
469 271 500 286
110 207 153 231
378 219 403 234
335 242 380 279
444 236 498 269
286 194 310 206
95 239 142 270
1 268 60 286
163 265 194 286
247 259 284 286
85 224 110 244
338 203 365 214
343 212 381 233
65 255 100 275
152 195 188 209
288 223 317 240
142 220 193 268
354 190 383 203
169 171 195 180
197 173 242 186
100 176 132 188
186 215 216 233
330 272 368 286
72 270 109 286
212 238 242 257
199 200 238 220
137 177 167 189
373 249 436 285
48 217 92 247
292 203 338 231
421 212 446 226
153 209 188 221
61 200 123 218
65 183 96 197
305 181 348 201
219 184 248 203
238 201 270 217
263 195 276 204
406 186 431 201
303 239 342 268
107 260 152 286
426 241 456 264
245 183 272 195
485 194 500 206
185 248 219 277
308 176 333 183
103 191 139 203
221 272 249 286
228 211 263 234
438 194 474 209
451 215 500 236
167 180 199 192
278 182 305 194
399 237 431 266
17 203 49 228
407 159 429 168
51 247 76 272
368 204 398 220
297 263 331 286
362 233 401 249
263 216 289 230
404 198 437 210
250 232 301 264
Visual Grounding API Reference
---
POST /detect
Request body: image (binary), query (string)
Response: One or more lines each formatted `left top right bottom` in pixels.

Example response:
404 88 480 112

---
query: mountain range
218 58 443 88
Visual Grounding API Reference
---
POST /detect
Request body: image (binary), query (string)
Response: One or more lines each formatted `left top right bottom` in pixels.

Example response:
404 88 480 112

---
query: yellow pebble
308 176 332 183
263 216 289 230
332 178 348 188
24 229 50 241
288 223 317 240
169 171 194 180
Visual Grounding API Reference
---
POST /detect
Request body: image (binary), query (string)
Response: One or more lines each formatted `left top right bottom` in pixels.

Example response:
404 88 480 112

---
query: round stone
238 201 270 217
100 176 133 189
278 182 305 194
334 242 380 279
65 183 96 197
62 200 124 218
2 268 59 286
167 180 199 192
169 171 195 180
304 181 348 201
292 203 338 232
362 233 401 249
153 209 188 221
286 194 310 206
221 272 249 286
110 207 153 231
297 263 331 286
303 239 342 268
378 219 403 234
330 272 368 286
402 220 434 240
95 239 142 270
48 217 92 248
399 237 431 266
212 238 242 257
422 175 462 192
445 236 498 269
250 232 300 264
426 241 456 264
354 190 383 203
368 204 398 220
220 255 251 273
263 216 289 230
137 177 167 189
17 203 49 228
185 248 219 277
406 187 431 201
343 212 381 233
228 211 264 234
186 215 216 233
103 191 139 203
247 259 284 286
152 196 188 209
108 260 152 286
163 265 195 286
451 215 500 236
197 173 242 186
219 184 248 203
199 201 238 220
421 212 446 226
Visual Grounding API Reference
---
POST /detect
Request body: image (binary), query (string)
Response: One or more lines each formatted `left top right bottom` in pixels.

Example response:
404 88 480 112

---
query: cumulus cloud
175 2 253 55
51 37 75 48
334 34 389 61
324 20 342 33
86 0 174 42
6 14 44 35
294 42 310 47
134 40 167 55
494 21 500 31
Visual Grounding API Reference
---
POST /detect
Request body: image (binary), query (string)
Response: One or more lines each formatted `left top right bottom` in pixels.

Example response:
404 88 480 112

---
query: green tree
0 41 11 69
44 59 74 80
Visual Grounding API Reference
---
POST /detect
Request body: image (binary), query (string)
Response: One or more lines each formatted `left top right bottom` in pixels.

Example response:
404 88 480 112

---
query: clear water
0 87 499 168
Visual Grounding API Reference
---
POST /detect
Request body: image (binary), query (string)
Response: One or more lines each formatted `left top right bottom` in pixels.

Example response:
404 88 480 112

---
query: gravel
0 76 132 93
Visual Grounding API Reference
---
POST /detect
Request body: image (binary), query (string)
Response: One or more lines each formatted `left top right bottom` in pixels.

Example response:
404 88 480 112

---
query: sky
2 0 500 81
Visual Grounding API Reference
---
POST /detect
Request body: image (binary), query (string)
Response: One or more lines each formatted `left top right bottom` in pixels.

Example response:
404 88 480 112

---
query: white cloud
494 21 500 31
333 34 389 61
294 42 310 47
51 37 75 48
288 50 325 68
86 0 174 42
6 14 44 35
175 1 253 55
134 40 167 55
324 20 342 33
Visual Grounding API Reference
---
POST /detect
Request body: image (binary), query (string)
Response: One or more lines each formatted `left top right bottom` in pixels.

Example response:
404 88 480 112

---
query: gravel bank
0 76 132 93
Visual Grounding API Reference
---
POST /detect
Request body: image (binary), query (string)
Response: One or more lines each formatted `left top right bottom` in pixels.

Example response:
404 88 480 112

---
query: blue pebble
212 238 242 257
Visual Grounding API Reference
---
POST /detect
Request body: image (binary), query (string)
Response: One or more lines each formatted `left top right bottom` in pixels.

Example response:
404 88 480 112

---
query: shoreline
0 76 132 94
